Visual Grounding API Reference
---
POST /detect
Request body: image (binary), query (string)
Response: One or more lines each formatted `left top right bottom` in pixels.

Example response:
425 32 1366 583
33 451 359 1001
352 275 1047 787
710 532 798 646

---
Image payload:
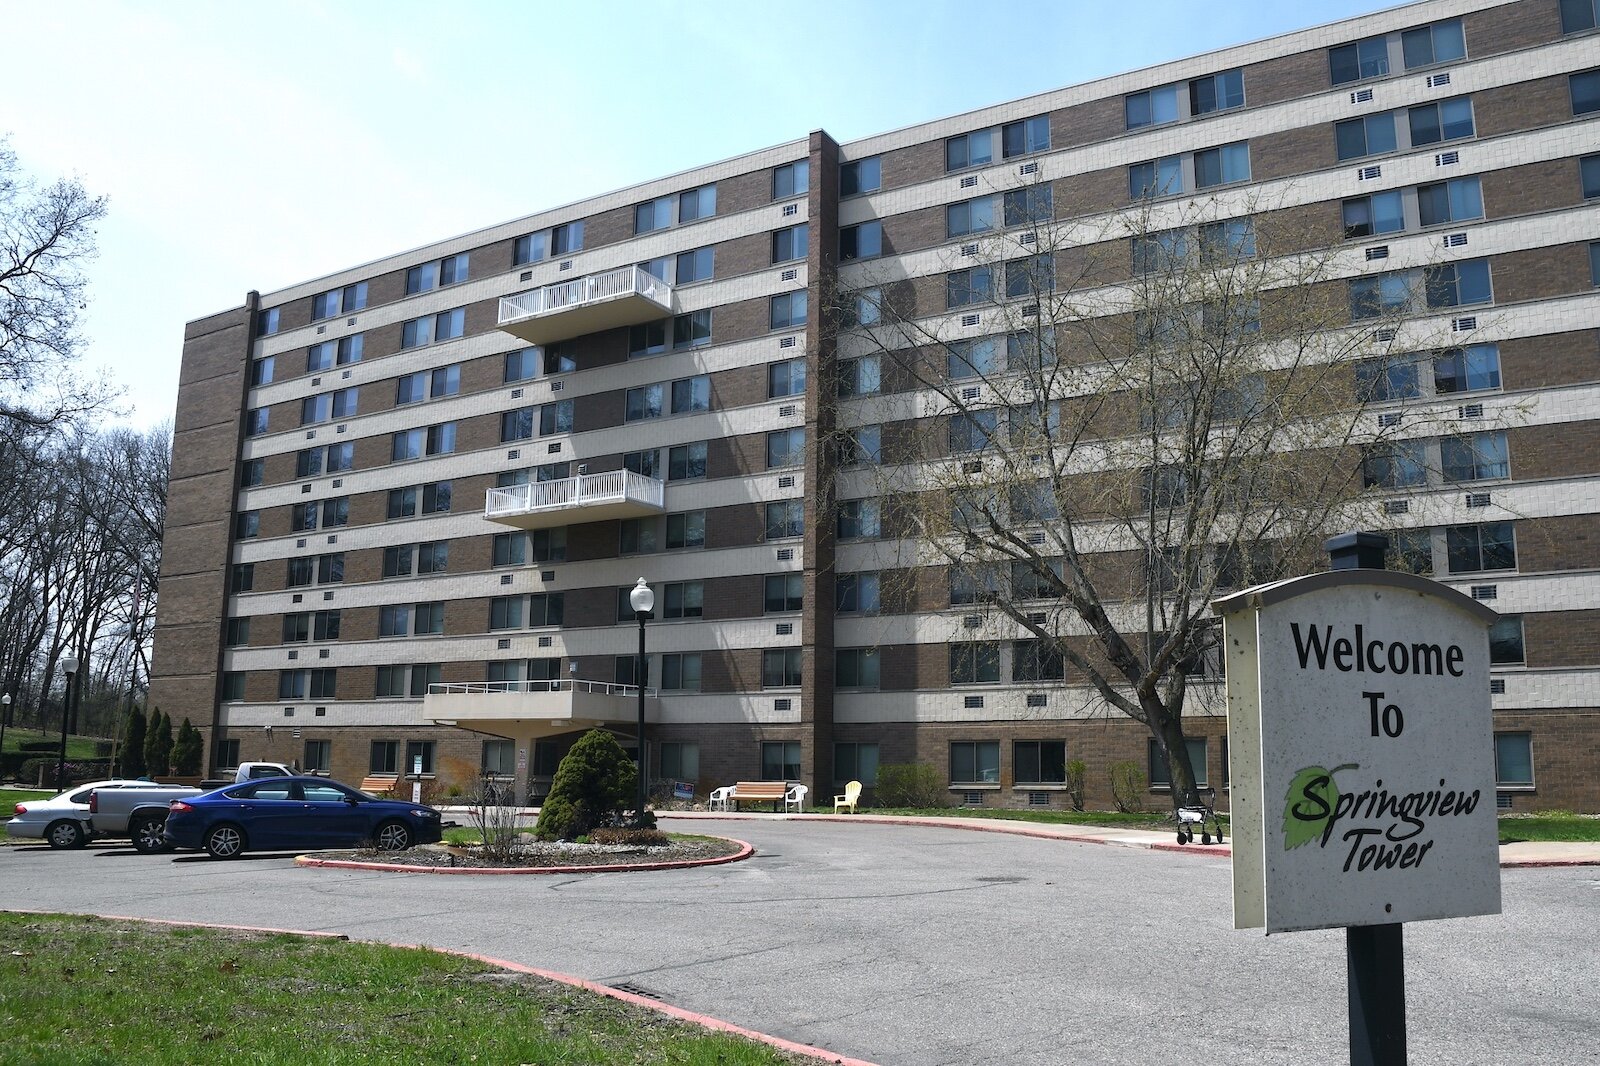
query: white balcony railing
497 265 673 344
428 679 656 699
483 470 666 529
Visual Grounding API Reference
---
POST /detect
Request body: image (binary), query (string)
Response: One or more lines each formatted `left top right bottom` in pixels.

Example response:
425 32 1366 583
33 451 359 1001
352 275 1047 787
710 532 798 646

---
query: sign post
411 754 424 804
1214 533 1501 1065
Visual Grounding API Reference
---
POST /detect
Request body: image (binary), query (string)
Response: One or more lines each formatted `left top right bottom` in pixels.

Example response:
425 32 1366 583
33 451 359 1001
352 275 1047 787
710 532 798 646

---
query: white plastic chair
708 785 734 812
783 783 807 814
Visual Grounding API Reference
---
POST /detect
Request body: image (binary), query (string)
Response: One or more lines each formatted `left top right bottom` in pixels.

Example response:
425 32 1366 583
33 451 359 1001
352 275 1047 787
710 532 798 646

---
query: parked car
163 776 443 859
7 781 152 849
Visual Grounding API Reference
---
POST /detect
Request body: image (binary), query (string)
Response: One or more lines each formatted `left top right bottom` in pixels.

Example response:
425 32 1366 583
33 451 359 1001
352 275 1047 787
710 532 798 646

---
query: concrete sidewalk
436 806 1600 868
659 809 1600 868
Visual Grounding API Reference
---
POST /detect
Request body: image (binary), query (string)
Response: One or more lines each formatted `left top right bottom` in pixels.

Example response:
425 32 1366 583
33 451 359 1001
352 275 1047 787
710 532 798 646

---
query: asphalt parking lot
3 817 1595 1065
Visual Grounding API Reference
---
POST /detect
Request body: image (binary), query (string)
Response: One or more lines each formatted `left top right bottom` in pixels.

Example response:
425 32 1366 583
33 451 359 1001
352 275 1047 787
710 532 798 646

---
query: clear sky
6 0 1401 429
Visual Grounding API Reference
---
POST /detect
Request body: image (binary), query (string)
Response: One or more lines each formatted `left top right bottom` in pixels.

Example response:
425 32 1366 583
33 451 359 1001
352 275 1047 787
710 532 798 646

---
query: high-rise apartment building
152 0 1600 812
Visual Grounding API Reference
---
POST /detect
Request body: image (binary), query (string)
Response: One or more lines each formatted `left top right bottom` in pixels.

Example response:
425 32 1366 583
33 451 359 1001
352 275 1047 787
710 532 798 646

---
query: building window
950 564 1003 605
839 157 881 196
400 308 465 349
1446 522 1515 574
1193 142 1251 189
316 553 344 584
1441 431 1509 482
1416 177 1484 227
839 221 882 261
489 596 524 631
949 410 999 453
1564 0 1600 32
670 309 712 350
405 740 436 776
255 307 280 337
677 183 716 223
1494 733 1533 788
1129 156 1182 199
764 573 803 614
949 643 1001 684
661 581 703 620
659 740 700 781
1361 441 1429 489
946 129 994 171
665 510 704 550
836 572 880 614
660 654 702 692
676 246 714 284
762 648 802 688
1002 115 1050 157
666 441 707 481
1329 34 1390 85
1402 19 1466 69
286 557 315 588
308 668 337 700
1126 83 1179 129
240 459 264 488
766 428 805 469
234 511 259 539
313 611 340 642
1386 528 1434 575
1489 616 1525 665
492 532 527 568
250 356 274 386
1149 738 1208 788
374 667 406 699
1407 98 1475 147
278 670 307 700
947 195 996 239
772 224 809 264
635 195 673 234
527 592 564 628
837 355 881 396
377 605 409 638
312 283 367 321
1014 741 1067 785
842 425 881 466
834 743 879 786
835 648 880 689
1592 242 1600 287
770 291 808 330
1004 186 1052 228
950 741 1000 784
1356 356 1422 402
382 545 413 579
221 673 245 702
1012 640 1065 682
1005 255 1054 298
948 336 999 380
282 613 310 644
1573 67 1600 113
414 540 447 575
761 741 801 781
505 349 539 383
406 253 468 294
412 601 445 636
766 499 804 539
481 739 515 776
773 160 809 200
1336 113 1398 160
1190 69 1245 115
244 408 269 437
767 358 806 399
837 499 881 540
942 266 995 310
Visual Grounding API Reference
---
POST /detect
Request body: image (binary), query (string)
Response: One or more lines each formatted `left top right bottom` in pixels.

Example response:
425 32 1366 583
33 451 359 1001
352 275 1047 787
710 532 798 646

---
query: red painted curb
1500 858 1600 868
1 910 877 1066
294 836 754 875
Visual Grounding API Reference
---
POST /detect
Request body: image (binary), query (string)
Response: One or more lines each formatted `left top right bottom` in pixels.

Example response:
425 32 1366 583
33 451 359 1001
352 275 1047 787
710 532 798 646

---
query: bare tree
0 136 113 429
829 180 1462 809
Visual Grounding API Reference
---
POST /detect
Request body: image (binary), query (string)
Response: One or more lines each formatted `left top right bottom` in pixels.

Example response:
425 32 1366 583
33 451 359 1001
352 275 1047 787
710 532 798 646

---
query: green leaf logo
1282 763 1357 851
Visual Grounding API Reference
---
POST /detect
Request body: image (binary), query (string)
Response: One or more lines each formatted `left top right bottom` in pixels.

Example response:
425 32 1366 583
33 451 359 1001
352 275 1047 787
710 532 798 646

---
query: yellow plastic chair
833 780 862 814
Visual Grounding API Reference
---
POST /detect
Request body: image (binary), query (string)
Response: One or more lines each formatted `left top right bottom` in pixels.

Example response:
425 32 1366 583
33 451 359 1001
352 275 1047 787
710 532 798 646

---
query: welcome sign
1215 571 1502 934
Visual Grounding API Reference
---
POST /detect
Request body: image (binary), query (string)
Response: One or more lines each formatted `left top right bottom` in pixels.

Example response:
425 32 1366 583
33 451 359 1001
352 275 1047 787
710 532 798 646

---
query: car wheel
45 820 86 850
131 815 174 854
375 820 412 852
204 823 246 860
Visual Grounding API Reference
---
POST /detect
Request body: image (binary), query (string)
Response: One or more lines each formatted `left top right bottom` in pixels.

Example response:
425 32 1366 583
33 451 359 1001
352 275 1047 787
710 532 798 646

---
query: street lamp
1 694 11 781
628 577 654 825
59 656 79 790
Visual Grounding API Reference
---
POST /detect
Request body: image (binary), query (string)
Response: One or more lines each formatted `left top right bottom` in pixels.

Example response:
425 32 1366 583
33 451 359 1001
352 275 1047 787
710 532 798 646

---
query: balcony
424 680 658 741
484 469 665 530
497 264 673 345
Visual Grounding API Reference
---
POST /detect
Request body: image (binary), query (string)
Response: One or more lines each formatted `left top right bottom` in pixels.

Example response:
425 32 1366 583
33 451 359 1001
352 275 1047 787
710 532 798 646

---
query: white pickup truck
86 762 295 853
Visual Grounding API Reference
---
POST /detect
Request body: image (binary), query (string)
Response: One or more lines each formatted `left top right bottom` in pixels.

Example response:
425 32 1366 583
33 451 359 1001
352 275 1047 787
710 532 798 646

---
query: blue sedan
164 776 443 859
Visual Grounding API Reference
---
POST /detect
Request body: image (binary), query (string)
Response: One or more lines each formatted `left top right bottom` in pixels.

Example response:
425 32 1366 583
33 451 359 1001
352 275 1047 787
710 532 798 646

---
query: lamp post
628 577 654 825
1 694 11 782
58 656 79 790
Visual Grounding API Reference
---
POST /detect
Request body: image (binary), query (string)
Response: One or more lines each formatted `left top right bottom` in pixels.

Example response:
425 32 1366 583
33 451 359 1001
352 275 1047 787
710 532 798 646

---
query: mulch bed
321 835 744 870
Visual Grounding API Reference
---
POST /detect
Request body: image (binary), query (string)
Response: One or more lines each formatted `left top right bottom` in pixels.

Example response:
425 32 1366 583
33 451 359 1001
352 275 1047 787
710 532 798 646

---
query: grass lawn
1 728 107 761
0 913 810 1065
1498 812 1600 844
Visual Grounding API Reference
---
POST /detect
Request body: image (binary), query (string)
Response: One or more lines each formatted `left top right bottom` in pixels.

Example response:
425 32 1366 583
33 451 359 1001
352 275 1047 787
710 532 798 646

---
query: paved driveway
3 817 1594 1065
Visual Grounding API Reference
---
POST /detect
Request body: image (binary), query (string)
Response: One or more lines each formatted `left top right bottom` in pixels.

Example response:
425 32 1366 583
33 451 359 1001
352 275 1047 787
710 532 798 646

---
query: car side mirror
344 795 360 806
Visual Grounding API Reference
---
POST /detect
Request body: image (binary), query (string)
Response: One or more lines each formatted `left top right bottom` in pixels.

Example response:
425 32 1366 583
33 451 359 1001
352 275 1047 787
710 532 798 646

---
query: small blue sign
673 781 694 801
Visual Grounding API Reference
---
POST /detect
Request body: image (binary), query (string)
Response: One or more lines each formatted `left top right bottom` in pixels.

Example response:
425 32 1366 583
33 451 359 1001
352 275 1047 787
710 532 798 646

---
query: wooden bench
731 781 788 811
359 776 398 796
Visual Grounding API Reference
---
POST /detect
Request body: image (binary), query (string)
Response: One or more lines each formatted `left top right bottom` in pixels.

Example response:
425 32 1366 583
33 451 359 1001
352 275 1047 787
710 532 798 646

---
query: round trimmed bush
534 730 639 841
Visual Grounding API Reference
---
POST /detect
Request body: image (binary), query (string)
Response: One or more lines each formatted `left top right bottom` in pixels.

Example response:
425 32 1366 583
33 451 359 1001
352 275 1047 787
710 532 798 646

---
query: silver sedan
7 780 141 848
